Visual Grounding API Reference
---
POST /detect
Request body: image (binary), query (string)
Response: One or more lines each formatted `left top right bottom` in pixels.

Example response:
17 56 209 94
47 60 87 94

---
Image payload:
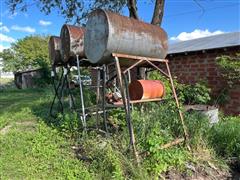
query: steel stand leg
165 62 190 150
96 68 101 129
76 55 87 130
50 66 64 117
114 57 139 163
102 65 108 134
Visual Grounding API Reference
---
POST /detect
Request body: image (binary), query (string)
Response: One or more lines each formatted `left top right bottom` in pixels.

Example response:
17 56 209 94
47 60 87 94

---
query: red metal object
48 36 62 66
60 24 85 62
128 80 165 100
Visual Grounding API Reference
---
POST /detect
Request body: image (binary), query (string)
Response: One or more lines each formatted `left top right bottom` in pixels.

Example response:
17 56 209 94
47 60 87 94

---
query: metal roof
168 32 240 55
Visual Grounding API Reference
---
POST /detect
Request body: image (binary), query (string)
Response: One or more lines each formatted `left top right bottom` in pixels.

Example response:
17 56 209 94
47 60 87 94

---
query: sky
0 0 240 52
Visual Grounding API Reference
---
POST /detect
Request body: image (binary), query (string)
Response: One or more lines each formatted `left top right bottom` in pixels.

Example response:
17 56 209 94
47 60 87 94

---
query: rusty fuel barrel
48 36 62 66
128 80 165 100
60 24 85 62
84 9 168 65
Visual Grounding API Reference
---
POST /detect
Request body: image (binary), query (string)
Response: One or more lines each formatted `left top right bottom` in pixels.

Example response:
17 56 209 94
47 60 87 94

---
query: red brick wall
167 46 240 115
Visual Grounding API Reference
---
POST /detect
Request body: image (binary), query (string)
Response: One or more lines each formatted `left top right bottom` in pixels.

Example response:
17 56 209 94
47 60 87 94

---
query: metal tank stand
50 65 77 116
76 55 87 131
95 67 101 129
49 66 64 118
102 65 109 134
112 53 190 162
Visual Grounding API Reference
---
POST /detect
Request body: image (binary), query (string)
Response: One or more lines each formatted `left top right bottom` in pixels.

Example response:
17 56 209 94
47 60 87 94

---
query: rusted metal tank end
128 80 165 100
48 36 62 66
60 24 85 63
85 9 168 65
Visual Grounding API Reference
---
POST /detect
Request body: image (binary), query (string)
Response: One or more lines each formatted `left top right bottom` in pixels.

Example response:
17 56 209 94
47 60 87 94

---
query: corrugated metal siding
168 32 240 54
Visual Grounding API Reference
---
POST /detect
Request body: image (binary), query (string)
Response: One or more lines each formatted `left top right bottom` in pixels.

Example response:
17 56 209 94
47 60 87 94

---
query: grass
0 86 237 179
0 88 93 179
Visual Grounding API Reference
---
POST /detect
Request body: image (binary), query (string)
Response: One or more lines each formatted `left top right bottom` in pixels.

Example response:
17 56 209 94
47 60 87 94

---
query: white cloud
39 20 52 26
11 25 36 33
0 22 2 26
0 26 10 33
170 29 225 41
0 44 10 52
0 33 15 43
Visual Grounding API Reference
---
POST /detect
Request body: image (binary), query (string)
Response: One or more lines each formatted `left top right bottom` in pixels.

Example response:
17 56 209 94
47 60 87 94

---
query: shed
14 68 43 89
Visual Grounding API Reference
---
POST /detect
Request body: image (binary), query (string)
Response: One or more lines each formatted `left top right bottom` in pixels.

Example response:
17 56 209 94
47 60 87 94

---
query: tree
0 35 49 72
6 0 165 26
7 0 166 79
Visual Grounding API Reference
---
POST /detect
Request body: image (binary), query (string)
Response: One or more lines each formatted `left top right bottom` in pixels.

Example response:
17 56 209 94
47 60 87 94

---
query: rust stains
60 24 85 62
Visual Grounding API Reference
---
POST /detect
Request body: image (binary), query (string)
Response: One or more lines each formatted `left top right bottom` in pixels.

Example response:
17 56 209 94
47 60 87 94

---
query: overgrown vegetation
149 70 211 104
0 75 239 178
216 53 240 88
209 116 240 160
215 53 240 105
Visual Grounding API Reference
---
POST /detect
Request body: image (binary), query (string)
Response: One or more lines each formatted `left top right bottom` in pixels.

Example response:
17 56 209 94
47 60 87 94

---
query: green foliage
7 0 128 24
209 116 240 160
53 113 80 138
0 35 50 72
184 111 210 147
1 84 234 179
148 70 211 104
178 82 211 105
0 122 93 179
216 53 240 88
84 137 125 179
143 128 189 174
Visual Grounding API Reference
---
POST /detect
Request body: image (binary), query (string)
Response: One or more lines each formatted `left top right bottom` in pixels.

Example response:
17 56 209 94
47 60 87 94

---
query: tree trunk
127 0 166 79
127 0 145 79
127 0 139 19
151 0 165 26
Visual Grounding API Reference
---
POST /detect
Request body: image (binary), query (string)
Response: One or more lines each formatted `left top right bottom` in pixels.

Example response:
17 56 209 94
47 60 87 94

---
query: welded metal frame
49 65 77 118
76 55 87 130
49 66 64 118
111 53 190 162
71 59 109 133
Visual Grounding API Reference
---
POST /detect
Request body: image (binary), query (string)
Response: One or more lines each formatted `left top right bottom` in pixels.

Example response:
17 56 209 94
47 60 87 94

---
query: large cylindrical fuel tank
84 9 168 65
48 36 62 66
128 80 165 100
60 24 85 62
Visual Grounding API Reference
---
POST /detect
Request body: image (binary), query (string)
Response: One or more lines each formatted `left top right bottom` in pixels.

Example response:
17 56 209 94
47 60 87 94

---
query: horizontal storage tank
128 80 165 100
84 9 168 65
60 24 85 62
48 36 62 66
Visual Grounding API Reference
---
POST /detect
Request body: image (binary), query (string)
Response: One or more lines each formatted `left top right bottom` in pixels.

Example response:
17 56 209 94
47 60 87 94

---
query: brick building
90 32 239 115
167 32 240 115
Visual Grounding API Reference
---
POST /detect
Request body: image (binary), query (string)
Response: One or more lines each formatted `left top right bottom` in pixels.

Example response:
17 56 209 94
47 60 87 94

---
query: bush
148 70 211 104
33 66 51 87
130 100 212 175
177 82 211 105
216 53 240 88
209 116 240 160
